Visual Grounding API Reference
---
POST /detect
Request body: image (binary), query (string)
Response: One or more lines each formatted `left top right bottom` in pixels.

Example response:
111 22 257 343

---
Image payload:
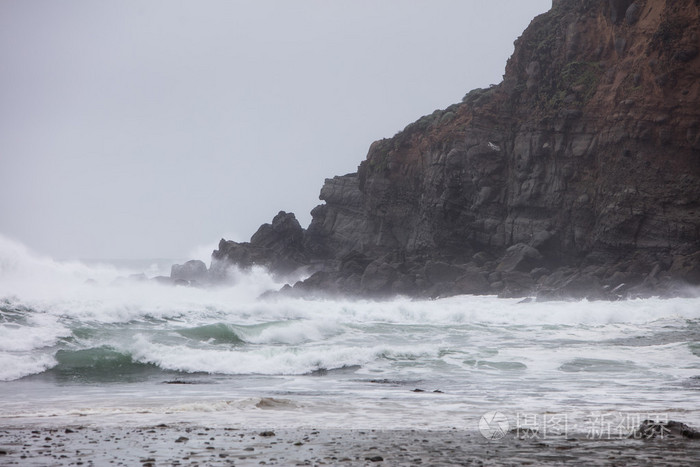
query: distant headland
175 0 700 300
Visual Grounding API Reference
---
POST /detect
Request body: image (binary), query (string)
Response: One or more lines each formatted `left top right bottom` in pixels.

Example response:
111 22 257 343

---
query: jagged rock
472 251 493 267
250 211 307 273
339 273 363 294
212 211 307 276
499 271 536 298
360 260 398 296
170 260 208 282
339 250 373 275
670 251 700 285
304 174 369 257
497 244 543 274
423 261 466 284
213 240 253 269
529 231 555 251
530 268 551 280
391 274 418 296
453 270 491 295
292 271 335 296
251 211 303 251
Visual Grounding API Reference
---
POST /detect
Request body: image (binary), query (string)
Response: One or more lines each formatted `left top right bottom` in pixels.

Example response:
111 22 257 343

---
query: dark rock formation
212 211 308 278
171 260 208 283
497 244 544 274
212 0 700 300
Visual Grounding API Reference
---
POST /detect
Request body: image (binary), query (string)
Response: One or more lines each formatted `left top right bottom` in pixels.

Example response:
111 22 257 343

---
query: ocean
1 235 699 440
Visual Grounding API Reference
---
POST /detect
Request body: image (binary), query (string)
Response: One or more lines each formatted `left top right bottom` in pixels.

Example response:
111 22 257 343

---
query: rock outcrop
171 260 208 284
212 0 700 299
212 211 309 279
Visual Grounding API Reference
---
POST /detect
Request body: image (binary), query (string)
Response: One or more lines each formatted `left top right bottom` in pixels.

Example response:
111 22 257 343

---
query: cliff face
214 0 700 299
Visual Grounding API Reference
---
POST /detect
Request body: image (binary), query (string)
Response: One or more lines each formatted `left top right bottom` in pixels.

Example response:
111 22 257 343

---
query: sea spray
1 234 699 431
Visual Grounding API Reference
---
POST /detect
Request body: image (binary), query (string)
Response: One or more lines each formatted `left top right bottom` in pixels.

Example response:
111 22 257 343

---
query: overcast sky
0 0 551 260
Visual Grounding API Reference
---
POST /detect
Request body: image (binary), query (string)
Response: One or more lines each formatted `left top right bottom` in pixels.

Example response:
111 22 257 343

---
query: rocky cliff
210 0 700 299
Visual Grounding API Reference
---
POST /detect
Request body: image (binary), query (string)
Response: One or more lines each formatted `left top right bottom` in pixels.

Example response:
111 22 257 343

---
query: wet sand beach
2 424 700 466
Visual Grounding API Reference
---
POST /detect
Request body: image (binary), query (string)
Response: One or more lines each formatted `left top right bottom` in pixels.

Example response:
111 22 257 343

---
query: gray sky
0 0 551 260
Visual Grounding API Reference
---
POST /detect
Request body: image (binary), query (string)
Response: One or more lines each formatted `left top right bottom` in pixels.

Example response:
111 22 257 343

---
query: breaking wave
1 234 700 382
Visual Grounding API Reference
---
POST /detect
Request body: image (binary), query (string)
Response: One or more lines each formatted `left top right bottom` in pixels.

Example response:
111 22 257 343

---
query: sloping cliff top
208 0 700 300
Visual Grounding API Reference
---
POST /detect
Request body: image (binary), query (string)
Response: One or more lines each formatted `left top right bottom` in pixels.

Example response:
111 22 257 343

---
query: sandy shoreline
2 424 700 466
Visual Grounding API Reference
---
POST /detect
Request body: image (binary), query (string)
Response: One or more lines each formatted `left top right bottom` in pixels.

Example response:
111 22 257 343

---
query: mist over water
1 234 699 431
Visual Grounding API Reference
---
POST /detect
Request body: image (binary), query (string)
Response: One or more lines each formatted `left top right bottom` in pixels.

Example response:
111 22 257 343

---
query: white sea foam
1 234 700 431
2 234 700 329
0 353 56 382
0 314 69 352
237 318 344 345
128 332 422 375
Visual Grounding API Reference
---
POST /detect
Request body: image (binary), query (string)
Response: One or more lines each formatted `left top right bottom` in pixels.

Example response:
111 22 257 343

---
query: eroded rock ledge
199 0 699 300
